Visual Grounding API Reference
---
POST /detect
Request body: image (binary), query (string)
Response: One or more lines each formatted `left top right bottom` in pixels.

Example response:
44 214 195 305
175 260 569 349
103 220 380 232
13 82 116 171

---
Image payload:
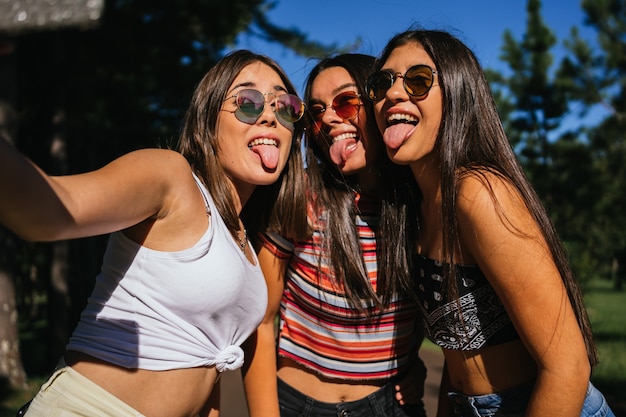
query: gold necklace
236 228 247 252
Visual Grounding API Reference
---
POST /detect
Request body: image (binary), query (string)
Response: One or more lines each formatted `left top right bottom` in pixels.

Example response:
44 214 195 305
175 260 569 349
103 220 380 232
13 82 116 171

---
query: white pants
23 359 145 417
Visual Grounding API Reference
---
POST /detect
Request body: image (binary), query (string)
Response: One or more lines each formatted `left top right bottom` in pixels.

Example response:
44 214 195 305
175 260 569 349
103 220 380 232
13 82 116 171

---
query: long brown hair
302 54 420 309
375 29 598 366
176 50 307 239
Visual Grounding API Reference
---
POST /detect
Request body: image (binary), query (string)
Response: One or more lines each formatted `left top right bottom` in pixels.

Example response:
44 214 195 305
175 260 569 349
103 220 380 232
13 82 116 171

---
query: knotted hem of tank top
213 345 244 373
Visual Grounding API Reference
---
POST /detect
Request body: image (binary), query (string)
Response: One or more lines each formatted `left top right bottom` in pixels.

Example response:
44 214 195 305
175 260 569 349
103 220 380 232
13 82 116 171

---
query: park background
0 0 624 415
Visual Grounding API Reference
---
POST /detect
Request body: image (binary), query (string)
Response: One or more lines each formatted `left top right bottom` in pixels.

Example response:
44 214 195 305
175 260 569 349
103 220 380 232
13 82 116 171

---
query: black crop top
414 255 519 350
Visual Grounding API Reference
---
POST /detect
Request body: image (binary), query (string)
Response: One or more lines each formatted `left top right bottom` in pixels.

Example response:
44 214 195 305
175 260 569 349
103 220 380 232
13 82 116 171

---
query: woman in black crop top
365 30 615 417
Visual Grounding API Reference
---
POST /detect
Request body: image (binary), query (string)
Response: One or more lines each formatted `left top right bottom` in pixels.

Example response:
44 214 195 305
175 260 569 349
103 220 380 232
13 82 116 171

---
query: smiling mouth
387 113 418 126
248 138 278 148
332 132 358 143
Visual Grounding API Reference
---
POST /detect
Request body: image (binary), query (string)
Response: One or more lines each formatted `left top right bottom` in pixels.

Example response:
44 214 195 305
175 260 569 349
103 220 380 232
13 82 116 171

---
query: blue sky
232 0 605 132
234 0 595 95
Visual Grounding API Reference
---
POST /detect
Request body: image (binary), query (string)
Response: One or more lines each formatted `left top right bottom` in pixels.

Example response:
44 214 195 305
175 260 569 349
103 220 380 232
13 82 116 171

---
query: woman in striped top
242 54 427 417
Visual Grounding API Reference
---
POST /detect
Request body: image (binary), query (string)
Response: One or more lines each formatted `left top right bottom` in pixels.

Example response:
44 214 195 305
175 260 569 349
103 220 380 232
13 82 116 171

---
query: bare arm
242 243 288 417
0 138 201 246
457 173 590 417
394 323 427 406
394 352 427 406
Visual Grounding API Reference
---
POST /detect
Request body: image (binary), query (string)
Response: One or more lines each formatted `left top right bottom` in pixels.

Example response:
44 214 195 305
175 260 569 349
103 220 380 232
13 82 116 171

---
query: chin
257 172 281 185
340 161 367 175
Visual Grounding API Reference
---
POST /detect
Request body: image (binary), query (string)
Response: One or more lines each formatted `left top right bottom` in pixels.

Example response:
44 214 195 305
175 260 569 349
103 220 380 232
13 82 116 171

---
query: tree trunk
0 39 28 391
48 242 71 363
0 267 28 390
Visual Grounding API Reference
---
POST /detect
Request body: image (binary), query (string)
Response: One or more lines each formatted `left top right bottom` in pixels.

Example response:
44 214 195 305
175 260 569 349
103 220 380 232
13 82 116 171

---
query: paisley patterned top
414 254 519 351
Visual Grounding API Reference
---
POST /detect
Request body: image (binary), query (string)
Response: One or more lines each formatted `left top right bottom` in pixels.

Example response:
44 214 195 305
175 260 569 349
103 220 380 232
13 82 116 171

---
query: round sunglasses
223 89 305 128
365 64 438 102
308 91 361 133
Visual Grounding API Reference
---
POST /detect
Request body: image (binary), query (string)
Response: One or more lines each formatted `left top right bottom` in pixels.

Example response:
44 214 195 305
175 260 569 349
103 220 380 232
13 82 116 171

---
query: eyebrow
309 82 358 104
333 82 358 95
227 82 288 96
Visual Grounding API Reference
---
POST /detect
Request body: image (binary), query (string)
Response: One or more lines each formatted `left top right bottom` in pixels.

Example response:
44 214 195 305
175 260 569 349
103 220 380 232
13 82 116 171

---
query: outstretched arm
0 138 196 243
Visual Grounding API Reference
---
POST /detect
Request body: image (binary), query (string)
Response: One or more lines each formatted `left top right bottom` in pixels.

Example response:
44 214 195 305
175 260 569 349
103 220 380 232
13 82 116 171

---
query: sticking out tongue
251 144 280 170
383 123 416 150
329 138 357 165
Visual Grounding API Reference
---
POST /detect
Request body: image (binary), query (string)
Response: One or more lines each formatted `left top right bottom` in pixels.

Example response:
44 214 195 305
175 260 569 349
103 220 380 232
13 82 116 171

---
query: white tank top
67 174 267 372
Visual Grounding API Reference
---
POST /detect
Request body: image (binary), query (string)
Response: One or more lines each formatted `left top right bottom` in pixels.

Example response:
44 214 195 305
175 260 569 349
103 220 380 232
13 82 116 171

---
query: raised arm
242 238 289 417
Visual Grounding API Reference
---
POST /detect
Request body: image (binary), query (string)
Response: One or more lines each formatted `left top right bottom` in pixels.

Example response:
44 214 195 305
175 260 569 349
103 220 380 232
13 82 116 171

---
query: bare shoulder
116 149 208 250
109 148 191 177
455 169 542 264
100 149 195 198
116 148 199 209
456 170 524 223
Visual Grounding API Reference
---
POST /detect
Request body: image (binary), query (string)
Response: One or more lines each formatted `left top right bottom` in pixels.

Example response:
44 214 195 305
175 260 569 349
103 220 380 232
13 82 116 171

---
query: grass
585 278 626 416
1 278 624 416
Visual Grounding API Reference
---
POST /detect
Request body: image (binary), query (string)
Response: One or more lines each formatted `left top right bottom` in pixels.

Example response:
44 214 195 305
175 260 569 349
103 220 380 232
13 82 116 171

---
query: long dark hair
376 29 598 366
302 54 419 309
177 50 307 239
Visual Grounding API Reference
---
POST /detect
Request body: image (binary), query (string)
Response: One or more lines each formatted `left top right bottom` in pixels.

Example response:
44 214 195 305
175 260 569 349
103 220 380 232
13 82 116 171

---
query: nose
320 106 344 125
258 93 278 125
386 73 409 102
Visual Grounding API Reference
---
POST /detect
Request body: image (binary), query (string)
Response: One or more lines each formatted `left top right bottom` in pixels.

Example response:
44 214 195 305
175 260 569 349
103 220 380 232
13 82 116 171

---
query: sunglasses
308 91 361 133
365 64 438 102
223 89 305 128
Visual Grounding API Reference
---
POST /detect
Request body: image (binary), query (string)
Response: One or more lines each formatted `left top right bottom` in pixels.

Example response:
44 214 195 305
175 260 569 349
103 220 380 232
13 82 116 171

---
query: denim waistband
447 380 534 417
448 380 615 417
277 377 396 411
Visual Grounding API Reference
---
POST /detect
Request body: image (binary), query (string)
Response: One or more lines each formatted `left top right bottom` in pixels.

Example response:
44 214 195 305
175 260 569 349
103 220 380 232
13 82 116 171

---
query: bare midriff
65 350 218 417
276 356 388 403
444 339 537 395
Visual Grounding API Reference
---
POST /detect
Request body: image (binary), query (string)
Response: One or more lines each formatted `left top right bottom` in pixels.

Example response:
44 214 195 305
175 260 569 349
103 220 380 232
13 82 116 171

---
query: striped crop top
415 254 519 351
260 195 422 380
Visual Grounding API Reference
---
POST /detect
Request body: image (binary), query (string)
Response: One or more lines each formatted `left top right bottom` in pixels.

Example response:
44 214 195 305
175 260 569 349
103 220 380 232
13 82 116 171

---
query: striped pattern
261 196 420 380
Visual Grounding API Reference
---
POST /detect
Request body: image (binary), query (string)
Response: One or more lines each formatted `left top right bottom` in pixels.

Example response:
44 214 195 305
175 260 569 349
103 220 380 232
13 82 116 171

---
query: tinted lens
307 92 360 135
404 65 434 97
275 94 305 125
233 90 303 127
332 92 361 120
234 89 265 123
365 71 393 101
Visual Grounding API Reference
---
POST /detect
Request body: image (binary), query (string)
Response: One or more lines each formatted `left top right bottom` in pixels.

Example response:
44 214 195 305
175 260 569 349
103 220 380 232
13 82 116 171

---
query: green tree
488 0 604 285
558 0 626 289
496 0 564 170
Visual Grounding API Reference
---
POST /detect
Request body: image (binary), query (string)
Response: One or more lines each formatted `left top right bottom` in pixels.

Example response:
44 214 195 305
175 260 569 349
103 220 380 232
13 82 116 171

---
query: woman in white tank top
0 50 308 417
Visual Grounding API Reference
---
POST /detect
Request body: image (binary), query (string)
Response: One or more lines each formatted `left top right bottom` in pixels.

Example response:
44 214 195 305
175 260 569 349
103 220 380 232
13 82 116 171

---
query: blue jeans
277 377 426 417
448 380 615 417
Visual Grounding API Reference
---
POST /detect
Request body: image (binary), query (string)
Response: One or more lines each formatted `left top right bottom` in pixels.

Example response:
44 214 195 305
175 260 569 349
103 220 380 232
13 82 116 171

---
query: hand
394 356 427 405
